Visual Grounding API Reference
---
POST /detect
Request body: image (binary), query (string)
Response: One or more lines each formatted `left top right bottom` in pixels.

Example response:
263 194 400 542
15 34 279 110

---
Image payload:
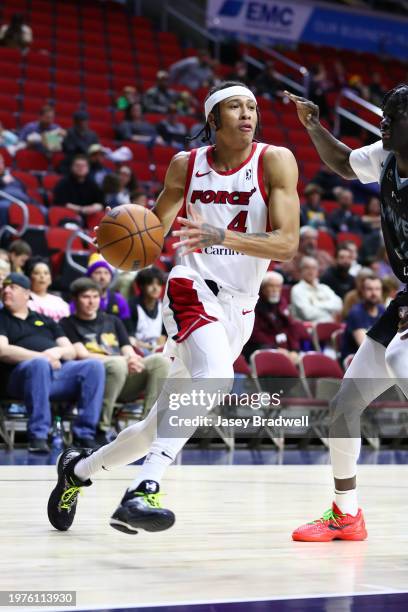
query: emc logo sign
219 0 294 26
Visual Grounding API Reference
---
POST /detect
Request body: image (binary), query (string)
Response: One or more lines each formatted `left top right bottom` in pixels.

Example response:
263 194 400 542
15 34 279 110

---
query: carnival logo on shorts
191 187 256 205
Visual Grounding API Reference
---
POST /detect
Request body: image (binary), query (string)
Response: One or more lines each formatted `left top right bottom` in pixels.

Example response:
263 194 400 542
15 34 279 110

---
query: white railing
65 228 96 273
0 192 29 242
334 88 381 137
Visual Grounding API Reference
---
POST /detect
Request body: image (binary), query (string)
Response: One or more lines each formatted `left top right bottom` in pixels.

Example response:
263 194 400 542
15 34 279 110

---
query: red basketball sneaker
292 502 367 542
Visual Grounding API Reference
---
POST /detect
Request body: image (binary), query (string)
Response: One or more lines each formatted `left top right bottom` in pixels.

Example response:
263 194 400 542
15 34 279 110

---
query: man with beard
321 245 356 299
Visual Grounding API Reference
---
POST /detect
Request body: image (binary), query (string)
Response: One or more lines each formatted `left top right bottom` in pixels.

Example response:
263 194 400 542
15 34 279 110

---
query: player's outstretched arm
284 90 357 180
153 151 189 236
173 147 299 261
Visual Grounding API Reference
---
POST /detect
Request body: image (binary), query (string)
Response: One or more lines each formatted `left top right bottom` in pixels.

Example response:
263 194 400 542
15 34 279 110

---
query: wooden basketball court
1 463 407 610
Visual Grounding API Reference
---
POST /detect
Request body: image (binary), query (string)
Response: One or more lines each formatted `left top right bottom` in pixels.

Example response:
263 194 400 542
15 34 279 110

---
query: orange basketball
96 204 164 271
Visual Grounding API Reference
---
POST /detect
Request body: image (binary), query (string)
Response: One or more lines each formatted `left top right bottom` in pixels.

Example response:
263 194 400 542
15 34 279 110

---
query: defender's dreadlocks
188 80 261 144
382 83 408 112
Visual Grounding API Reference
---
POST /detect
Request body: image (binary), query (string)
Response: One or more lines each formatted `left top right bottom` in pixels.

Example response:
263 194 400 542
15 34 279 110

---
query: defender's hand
284 90 320 130
172 204 225 256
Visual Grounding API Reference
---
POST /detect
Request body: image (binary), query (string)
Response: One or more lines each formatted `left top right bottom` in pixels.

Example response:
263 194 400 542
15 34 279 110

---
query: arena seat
15 150 49 172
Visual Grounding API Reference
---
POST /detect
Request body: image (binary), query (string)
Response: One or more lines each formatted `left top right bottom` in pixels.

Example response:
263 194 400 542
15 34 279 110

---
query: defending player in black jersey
286 84 408 541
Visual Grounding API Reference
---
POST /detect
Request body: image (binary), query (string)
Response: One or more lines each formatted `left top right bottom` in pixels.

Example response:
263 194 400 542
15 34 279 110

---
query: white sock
334 489 358 516
129 450 173 491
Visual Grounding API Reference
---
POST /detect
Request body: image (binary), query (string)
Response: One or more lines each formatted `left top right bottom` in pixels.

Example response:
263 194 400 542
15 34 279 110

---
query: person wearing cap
0 273 105 452
53 154 103 219
143 71 178 114
62 110 99 170
300 183 327 229
88 143 112 187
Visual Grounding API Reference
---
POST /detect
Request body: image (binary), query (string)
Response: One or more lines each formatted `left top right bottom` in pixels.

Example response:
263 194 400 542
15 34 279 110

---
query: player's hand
127 354 145 374
172 203 225 256
284 90 320 130
92 206 112 247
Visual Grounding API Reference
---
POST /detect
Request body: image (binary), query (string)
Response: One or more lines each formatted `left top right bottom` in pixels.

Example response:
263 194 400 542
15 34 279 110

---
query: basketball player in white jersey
47 81 300 534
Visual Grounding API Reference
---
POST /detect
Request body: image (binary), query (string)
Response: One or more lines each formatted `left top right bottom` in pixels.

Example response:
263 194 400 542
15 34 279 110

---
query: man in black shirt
53 155 103 221
0 273 105 452
320 245 355 299
60 278 169 434
62 110 99 169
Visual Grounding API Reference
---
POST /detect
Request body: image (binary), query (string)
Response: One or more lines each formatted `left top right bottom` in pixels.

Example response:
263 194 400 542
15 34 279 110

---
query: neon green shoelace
60 486 82 510
310 508 345 526
134 492 163 508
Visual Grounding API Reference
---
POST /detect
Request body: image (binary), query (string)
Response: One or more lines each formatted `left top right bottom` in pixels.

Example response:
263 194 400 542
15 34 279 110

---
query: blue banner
207 0 408 60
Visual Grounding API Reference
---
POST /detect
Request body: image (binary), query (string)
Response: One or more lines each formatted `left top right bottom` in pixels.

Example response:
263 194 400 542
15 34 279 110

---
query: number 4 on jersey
227 211 248 233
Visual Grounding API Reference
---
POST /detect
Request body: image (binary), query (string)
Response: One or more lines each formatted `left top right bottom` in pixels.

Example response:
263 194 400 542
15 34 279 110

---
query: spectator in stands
309 63 331 120
8 240 32 273
0 153 30 224
62 110 99 170
157 105 187 149
320 246 355 299
331 60 347 92
143 71 178 114
0 272 105 452
175 91 198 116
0 121 19 152
227 61 250 86
341 275 385 361
348 74 369 100
300 183 326 228
20 105 64 155
0 249 9 263
382 275 400 307
362 195 381 231
116 102 159 144
279 226 333 283
368 72 386 107
169 49 214 91
340 239 362 277
86 254 131 330
328 188 368 234
116 86 139 119
312 163 347 199
88 144 112 187
244 271 306 365
118 165 138 201
0 13 32 52
291 256 342 323
360 227 381 266
128 267 166 354
253 60 284 100
0 259 11 302
342 267 376 318
61 277 169 435
53 155 103 219
26 258 69 322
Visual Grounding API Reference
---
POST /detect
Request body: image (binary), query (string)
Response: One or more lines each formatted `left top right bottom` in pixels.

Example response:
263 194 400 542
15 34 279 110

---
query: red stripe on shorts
167 277 218 343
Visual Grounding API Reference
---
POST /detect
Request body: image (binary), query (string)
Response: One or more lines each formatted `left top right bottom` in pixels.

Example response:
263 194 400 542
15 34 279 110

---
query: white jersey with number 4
182 142 271 297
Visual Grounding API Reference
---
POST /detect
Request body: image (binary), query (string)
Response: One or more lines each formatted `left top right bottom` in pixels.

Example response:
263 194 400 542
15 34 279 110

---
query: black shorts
367 290 408 347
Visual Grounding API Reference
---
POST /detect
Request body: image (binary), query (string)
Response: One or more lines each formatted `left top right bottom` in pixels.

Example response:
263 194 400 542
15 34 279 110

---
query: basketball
96 204 164 271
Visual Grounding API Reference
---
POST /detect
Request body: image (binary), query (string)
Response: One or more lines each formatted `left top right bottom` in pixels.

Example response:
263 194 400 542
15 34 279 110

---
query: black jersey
380 153 408 283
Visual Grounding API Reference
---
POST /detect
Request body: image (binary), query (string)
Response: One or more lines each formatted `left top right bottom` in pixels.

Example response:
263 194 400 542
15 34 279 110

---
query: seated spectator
8 240 32 273
116 102 159 144
143 71 178 114
0 153 30 224
0 13 32 52
340 239 362 277
85 254 131 330
300 183 326 228
362 195 381 231
62 110 99 170
116 86 139 118
348 74 369 100
309 63 331 120
227 61 250 86
88 144 112 187
0 258 11 305
328 188 368 234
0 121 19 152
360 228 381 266
342 267 376 318
244 272 306 365
61 278 169 435
0 272 105 451
157 105 187 149
320 246 355 299
20 105 65 155
368 72 386 107
128 267 166 354
175 91 198 116
253 60 284 99
331 60 347 92
26 257 70 322
279 226 333 283
312 164 347 200
291 256 342 323
341 276 385 361
118 165 138 202
53 155 103 220
169 49 214 91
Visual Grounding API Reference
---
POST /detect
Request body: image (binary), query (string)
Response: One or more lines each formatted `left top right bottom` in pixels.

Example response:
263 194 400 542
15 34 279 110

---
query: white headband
204 86 257 121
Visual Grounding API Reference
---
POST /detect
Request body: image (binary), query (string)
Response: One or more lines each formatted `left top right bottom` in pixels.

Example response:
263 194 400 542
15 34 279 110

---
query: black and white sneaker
110 480 175 535
47 448 93 531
